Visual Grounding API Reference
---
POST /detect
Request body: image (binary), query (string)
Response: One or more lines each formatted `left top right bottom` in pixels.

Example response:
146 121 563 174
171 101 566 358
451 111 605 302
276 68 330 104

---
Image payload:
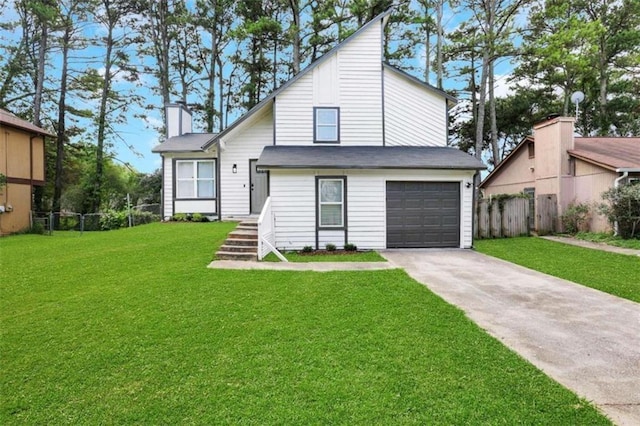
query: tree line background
1 0 638 214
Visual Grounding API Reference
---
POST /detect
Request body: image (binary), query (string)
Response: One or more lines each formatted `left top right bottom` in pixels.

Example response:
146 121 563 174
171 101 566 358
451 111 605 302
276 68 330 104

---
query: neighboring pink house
480 116 640 232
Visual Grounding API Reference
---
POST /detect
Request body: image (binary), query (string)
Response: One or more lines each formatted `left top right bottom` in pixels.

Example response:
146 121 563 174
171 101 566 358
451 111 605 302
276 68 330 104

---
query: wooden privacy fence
536 194 558 235
475 197 530 238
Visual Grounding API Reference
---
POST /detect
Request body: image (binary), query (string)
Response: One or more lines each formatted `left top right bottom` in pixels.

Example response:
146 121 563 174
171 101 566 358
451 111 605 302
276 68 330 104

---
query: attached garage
386 181 460 248
257 145 485 252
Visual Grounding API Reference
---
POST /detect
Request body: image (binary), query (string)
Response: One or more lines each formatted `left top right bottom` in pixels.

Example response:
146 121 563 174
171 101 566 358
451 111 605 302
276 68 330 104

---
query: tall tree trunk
52 26 71 215
598 39 608 136
216 55 224 131
206 0 218 133
425 27 431 83
489 59 499 165
289 0 300 75
91 16 114 213
149 0 171 123
475 49 489 161
33 22 47 126
435 0 444 89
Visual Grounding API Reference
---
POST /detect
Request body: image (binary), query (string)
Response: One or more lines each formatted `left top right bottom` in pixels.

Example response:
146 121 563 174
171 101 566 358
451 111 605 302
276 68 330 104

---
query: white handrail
257 197 288 262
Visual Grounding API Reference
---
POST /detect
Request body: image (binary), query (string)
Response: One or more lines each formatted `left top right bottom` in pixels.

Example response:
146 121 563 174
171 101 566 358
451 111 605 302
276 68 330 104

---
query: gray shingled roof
257 146 486 170
152 133 217 153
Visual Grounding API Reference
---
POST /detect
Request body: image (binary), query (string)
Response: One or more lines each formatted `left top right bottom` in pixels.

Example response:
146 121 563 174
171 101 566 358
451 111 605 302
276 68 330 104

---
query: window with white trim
176 160 215 199
314 107 339 143
319 178 344 227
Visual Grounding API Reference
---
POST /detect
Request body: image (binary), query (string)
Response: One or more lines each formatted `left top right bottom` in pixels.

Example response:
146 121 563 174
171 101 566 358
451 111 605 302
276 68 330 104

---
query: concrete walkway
382 249 640 426
208 259 395 271
542 235 640 257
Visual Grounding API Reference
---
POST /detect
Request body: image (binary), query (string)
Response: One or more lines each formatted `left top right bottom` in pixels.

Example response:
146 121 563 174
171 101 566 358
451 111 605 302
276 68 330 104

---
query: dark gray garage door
386 181 460 248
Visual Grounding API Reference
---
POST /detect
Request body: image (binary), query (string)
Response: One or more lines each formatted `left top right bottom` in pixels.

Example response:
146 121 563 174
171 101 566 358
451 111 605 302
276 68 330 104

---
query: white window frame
314 107 340 143
175 160 216 199
318 178 344 228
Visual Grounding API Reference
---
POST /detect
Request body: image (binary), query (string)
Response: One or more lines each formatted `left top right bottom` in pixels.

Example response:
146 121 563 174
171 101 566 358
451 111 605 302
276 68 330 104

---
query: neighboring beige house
480 116 640 232
0 109 53 235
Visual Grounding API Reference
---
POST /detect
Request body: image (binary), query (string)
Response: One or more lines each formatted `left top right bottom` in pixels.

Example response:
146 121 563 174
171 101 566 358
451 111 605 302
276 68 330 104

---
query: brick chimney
165 101 192 138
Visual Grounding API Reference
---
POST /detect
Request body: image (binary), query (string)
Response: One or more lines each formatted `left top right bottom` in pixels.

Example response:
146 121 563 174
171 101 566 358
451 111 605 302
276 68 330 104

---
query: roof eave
258 164 486 170
568 151 625 172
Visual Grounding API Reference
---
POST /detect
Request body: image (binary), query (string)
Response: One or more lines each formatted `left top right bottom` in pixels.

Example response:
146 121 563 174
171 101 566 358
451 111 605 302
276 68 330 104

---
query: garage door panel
386 181 460 248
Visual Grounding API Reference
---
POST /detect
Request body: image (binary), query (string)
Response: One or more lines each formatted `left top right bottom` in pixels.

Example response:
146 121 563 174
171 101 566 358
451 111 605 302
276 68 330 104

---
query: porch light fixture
465 181 472 188
232 164 237 174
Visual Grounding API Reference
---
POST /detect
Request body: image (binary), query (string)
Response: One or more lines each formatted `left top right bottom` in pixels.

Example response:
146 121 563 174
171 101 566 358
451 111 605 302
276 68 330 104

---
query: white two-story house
153 11 485 256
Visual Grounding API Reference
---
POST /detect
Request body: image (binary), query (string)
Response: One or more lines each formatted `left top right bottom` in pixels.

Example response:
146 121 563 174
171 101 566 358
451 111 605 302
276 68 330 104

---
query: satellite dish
571 91 585 118
571 91 585 104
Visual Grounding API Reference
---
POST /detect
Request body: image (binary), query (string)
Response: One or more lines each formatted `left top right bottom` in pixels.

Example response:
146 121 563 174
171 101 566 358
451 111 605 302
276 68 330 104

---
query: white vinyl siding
269 168 475 251
274 73 314 145
270 171 316 248
384 67 448 147
219 108 274 217
274 21 383 146
338 21 383 146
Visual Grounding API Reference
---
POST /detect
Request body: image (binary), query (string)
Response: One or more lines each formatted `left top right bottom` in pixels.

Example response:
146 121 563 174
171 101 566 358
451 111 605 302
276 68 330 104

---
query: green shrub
172 213 189 222
191 213 209 222
325 243 336 251
600 184 640 239
300 245 313 253
560 201 590 234
100 210 128 230
131 210 160 226
344 243 357 251
30 221 45 235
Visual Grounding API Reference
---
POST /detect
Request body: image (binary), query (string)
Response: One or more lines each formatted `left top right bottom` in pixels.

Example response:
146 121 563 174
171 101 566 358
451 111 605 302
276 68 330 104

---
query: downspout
613 170 629 236
471 171 478 247
29 135 36 221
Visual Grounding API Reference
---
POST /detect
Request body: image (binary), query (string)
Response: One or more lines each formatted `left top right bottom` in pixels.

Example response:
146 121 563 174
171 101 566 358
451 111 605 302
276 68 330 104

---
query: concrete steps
216 221 258 261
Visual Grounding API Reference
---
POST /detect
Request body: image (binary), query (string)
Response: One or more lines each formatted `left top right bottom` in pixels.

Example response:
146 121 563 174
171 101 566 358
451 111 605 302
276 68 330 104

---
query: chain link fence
32 204 161 234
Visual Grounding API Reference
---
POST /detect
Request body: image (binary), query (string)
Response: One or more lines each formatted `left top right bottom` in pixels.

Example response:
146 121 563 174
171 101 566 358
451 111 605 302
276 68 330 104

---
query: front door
250 159 268 214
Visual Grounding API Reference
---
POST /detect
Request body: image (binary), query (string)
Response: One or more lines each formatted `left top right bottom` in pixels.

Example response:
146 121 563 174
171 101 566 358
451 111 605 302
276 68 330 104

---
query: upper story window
176 160 215 199
314 107 340 143
527 142 535 158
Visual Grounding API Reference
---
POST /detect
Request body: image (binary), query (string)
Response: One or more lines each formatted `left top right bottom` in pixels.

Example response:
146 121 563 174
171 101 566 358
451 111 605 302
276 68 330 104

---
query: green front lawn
0 224 608 424
475 237 640 303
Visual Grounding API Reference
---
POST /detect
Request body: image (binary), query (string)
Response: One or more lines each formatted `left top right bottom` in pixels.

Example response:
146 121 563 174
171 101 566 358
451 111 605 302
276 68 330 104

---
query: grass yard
475 237 640 303
0 224 609 424
575 232 640 250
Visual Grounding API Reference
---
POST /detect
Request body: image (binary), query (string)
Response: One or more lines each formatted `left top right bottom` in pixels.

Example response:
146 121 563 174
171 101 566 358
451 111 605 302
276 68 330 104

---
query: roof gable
202 9 392 150
479 136 533 188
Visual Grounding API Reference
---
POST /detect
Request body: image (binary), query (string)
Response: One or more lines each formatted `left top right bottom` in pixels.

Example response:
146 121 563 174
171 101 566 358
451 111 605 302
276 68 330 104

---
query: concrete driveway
382 249 640 426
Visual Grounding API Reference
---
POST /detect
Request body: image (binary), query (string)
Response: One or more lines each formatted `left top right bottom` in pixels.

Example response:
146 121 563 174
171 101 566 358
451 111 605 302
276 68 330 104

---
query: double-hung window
176 160 215 199
314 107 339 143
318 178 344 228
